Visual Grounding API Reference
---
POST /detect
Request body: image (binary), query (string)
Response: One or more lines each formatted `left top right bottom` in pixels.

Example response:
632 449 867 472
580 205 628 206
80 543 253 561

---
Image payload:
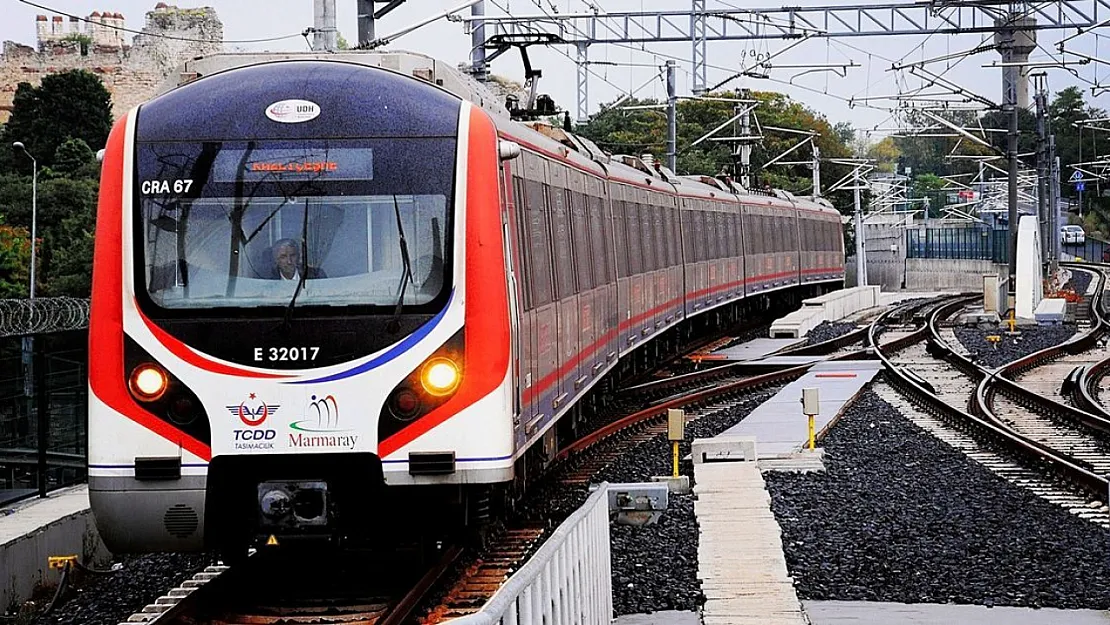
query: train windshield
135 138 454 311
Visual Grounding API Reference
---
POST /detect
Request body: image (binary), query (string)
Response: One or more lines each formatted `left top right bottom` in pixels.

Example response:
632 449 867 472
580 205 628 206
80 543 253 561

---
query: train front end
88 60 513 555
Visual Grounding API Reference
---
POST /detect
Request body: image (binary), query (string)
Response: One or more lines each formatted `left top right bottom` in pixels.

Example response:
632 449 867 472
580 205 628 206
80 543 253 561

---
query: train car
89 54 843 558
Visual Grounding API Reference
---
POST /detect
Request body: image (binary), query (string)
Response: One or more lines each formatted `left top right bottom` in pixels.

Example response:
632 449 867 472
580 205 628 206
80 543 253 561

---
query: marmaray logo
290 394 341 432
228 393 279 450
289 394 358 450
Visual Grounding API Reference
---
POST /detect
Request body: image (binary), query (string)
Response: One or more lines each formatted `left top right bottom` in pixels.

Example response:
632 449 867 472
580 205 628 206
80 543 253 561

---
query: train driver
264 238 326 281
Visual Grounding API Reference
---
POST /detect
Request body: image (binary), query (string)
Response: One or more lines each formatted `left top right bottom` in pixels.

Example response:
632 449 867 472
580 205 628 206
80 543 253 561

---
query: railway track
874 280 1110 524
122 296 952 625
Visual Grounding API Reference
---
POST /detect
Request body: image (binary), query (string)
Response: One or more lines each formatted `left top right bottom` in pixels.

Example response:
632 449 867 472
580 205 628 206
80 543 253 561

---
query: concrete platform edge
1 486 110 612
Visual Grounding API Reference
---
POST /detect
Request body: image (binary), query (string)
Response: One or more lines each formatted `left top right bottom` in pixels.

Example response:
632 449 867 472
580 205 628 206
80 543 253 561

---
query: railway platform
717 359 883 458
0 485 108 610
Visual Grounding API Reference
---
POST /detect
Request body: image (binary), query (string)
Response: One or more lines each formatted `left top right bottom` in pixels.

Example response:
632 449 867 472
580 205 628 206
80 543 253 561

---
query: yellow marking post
672 441 679 478
48 555 77 569
808 415 816 450
266 535 279 546
1008 310 1017 333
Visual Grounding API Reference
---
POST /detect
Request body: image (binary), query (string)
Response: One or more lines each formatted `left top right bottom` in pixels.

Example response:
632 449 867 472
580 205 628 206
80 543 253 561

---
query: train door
663 199 681 330
520 154 557 443
547 162 578 419
612 185 633 355
501 161 525 451
638 190 656 339
592 189 618 373
568 176 594 397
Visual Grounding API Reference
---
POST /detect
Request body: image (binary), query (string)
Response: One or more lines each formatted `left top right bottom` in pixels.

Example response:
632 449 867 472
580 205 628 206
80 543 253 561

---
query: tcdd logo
226 393 280 427
234 429 277 441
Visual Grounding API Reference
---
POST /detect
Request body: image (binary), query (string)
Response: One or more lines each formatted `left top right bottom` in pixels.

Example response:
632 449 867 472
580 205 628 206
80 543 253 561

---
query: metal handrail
448 484 612 624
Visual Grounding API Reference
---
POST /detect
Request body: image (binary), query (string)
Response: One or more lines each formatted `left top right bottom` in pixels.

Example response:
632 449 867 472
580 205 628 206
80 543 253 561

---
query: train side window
680 205 693 265
549 185 575 299
663 205 676 267
653 206 666 268
614 198 629 279
728 213 740 257
641 203 657 272
570 191 593 291
525 180 553 307
756 213 767 255
627 202 644 275
591 195 611 285
715 212 727 260
512 175 532 311
688 213 697 261
704 211 715 260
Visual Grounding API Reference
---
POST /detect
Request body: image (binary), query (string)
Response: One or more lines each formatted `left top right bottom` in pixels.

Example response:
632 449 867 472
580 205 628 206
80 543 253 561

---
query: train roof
158 51 841 217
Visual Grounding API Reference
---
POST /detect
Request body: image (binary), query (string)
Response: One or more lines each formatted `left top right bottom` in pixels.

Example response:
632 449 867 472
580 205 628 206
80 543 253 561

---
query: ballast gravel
23 552 215 625
804 321 858 346
592 389 778 616
764 389 1110 610
954 323 1076 369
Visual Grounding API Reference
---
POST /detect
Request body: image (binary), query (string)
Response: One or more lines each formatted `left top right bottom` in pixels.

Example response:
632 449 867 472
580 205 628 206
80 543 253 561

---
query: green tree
866 137 901 173
52 137 97 178
0 224 32 298
0 174 98 296
1 70 113 174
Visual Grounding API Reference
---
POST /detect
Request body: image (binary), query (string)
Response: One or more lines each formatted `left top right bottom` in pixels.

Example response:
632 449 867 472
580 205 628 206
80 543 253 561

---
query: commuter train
88 54 843 557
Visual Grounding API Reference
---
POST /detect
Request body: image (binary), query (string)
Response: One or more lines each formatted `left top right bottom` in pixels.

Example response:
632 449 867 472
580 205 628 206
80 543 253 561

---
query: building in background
0 3 223 122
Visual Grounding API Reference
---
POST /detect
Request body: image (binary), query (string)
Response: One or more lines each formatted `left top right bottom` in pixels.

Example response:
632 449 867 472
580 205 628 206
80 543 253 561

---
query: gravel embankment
804 321 858 346
954 324 1076 369
593 389 778 616
21 553 215 625
765 389 1110 609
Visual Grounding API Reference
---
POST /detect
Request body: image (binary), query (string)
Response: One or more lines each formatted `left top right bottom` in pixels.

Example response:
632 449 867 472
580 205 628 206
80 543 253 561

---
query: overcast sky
4 0 1110 142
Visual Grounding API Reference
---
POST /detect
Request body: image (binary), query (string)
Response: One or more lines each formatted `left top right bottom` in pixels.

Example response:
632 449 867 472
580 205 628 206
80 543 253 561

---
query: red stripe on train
88 116 212 462
378 107 512 458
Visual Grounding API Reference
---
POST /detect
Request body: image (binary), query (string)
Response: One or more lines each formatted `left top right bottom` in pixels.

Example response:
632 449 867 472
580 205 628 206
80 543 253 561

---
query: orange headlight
420 358 461 396
129 363 168 402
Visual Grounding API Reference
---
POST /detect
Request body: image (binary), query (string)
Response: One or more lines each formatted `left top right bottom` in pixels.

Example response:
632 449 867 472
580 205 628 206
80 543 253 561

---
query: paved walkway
695 461 806 625
804 601 1110 624
0 485 90 545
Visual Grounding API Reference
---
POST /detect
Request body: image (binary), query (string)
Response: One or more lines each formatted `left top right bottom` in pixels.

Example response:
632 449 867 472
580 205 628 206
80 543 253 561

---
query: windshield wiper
282 205 312 328
386 195 415 334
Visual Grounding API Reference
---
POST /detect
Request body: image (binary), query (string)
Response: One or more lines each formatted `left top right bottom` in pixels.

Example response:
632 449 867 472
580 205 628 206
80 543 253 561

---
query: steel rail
974 265 1110 440
377 544 465 625
875 295 1109 502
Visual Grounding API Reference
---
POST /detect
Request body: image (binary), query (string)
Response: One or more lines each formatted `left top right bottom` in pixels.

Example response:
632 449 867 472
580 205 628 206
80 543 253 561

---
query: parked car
1062 225 1086 245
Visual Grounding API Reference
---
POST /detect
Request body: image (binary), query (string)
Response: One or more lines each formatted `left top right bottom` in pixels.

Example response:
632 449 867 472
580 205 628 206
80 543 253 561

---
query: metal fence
905 227 1009 263
0 330 88 506
451 483 613 625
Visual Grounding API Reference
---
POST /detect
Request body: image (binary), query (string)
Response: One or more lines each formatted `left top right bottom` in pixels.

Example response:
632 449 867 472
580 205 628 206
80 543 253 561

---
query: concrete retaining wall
904 259 1006 291
1 487 110 612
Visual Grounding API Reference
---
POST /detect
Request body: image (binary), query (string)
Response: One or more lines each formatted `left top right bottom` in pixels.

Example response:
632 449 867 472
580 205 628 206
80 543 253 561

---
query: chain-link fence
0 330 88 506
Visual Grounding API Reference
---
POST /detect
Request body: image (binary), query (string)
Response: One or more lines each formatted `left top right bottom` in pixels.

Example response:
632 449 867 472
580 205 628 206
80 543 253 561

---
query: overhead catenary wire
17 0 307 44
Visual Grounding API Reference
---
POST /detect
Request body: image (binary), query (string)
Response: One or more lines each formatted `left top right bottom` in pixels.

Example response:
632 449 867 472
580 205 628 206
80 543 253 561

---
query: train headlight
420 358 460 396
129 363 168 402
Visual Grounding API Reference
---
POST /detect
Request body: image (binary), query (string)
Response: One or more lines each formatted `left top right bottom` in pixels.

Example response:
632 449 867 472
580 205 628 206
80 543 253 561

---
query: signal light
390 388 421 420
129 363 168 402
420 358 460 396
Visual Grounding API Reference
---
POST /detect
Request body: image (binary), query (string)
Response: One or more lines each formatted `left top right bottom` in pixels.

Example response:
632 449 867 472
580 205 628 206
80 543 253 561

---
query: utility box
668 409 685 441
802 387 820 415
